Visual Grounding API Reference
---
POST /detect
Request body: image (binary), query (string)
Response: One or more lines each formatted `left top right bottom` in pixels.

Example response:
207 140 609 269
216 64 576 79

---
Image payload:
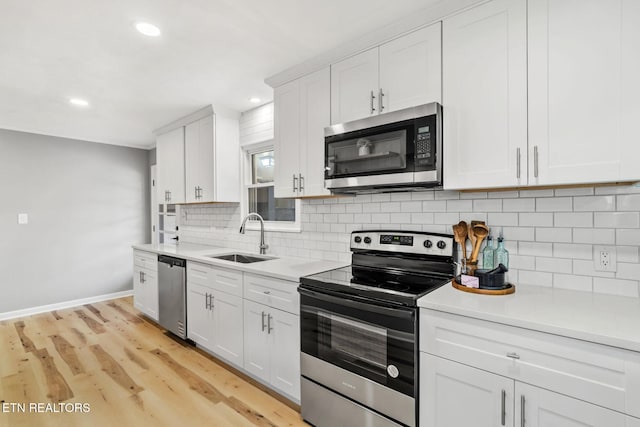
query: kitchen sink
207 253 276 263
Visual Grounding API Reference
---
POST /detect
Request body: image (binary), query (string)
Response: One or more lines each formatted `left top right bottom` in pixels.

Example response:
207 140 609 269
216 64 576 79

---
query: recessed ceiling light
69 98 89 107
249 97 261 104
135 22 161 37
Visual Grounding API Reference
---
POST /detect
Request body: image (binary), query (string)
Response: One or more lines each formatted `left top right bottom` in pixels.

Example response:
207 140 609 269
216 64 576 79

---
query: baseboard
0 290 134 321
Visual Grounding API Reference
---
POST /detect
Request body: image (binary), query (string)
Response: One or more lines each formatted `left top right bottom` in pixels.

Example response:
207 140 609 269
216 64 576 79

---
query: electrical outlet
594 246 617 272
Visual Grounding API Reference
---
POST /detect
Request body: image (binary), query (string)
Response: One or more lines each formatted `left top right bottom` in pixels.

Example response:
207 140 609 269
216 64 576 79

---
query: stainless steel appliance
324 103 442 194
299 230 456 427
158 255 187 339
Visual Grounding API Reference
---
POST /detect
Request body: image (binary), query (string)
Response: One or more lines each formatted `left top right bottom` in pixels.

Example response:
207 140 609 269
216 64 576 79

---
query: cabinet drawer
243 273 299 315
420 309 640 418
134 250 157 271
187 262 243 297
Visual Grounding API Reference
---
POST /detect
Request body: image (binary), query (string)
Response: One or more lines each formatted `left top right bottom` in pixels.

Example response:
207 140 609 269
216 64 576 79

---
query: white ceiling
0 0 441 148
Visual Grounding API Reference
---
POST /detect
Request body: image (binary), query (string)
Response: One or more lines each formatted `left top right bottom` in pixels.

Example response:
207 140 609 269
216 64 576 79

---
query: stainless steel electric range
298 230 457 427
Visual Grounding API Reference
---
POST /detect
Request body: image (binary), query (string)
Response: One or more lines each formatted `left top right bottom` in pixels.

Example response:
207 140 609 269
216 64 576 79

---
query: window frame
241 141 301 233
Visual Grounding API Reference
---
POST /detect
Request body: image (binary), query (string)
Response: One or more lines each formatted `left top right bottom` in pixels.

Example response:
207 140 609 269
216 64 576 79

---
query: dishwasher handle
158 255 186 268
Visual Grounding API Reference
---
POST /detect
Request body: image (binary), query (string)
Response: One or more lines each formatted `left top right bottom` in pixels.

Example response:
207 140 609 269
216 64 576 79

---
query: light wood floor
0 297 309 427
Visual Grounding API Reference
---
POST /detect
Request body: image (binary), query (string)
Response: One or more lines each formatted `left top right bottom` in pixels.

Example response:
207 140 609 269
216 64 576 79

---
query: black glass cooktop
300 265 451 306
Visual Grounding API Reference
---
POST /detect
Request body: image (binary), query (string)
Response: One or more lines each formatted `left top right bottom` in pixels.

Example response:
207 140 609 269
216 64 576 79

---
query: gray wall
0 129 149 313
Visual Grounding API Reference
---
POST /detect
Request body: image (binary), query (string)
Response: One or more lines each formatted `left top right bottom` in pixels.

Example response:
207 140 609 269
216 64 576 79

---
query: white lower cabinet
420 309 640 426
421 353 513 427
243 299 300 401
186 263 243 368
133 250 158 321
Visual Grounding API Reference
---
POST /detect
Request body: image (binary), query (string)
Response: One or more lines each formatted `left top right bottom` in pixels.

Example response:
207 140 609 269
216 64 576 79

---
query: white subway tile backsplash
594 212 640 228
573 195 615 211
519 212 553 227
519 242 553 257
553 274 593 292
572 228 615 244
447 200 473 212
617 194 640 211
554 187 594 197
554 243 593 260
554 212 593 228
519 270 553 287
180 184 640 298
536 227 572 243
536 257 573 273
616 229 640 245
473 199 502 212
503 198 535 212
536 197 572 212
593 278 639 298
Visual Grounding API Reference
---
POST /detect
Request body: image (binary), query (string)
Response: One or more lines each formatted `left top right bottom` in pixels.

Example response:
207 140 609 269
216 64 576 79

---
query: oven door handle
299 287 415 320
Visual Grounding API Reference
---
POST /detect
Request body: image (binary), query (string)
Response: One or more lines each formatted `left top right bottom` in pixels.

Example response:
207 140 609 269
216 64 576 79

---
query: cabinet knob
506 352 520 359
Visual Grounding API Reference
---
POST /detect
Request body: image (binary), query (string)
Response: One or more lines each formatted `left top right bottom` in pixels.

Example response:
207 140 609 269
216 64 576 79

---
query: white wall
179 185 640 298
0 129 149 313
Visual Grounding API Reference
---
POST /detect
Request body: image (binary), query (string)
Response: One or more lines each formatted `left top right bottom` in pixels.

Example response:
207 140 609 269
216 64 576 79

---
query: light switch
18 213 28 225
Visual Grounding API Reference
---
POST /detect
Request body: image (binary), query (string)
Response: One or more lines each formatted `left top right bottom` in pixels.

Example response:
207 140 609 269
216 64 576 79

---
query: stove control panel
351 231 454 257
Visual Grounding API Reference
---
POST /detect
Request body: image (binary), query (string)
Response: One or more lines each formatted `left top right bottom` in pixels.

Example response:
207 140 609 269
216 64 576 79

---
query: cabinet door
133 266 145 313
379 23 442 113
274 79 300 198
269 309 300 400
528 0 640 185
211 290 243 367
299 67 331 197
142 268 158 321
515 383 629 427
420 353 514 427
243 299 270 383
442 0 528 190
330 47 379 124
184 117 215 203
186 283 214 350
156 127 185 203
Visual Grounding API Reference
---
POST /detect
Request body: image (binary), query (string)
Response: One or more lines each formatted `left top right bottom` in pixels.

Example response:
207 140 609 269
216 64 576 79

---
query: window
242 142 300 232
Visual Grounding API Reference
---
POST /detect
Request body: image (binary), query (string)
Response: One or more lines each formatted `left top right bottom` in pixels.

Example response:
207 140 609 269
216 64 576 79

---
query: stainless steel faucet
239 212 269 255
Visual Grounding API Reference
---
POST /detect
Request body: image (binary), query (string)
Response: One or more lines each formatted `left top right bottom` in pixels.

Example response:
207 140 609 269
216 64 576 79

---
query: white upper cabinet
331 23 442 125
528 0 640 185
156 127 186 203
185 114 240 203
379 24 442 114
274 67 331 198
331 48 379 124
443 0 528 190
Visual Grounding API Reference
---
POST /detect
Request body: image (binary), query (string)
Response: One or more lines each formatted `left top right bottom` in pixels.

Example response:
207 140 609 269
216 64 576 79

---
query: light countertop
418 282 640 353
133 243 347 283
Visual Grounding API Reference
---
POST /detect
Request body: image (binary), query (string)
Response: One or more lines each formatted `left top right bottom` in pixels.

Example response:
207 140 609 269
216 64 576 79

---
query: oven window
326 130 407 178
322 313 387 370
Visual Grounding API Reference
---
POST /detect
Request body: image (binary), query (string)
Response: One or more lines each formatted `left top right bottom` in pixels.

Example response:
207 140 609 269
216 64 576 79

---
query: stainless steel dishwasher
158 255 187 339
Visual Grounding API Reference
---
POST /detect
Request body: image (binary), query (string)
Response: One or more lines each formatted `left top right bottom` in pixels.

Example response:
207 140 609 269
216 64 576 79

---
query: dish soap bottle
482 234 494 269
494 232 509 269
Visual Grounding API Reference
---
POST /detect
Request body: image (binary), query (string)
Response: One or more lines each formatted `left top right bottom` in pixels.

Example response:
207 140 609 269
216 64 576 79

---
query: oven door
299 286 416 398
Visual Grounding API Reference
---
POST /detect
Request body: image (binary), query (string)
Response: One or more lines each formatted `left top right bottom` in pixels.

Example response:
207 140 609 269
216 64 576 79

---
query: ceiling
0 0 441 148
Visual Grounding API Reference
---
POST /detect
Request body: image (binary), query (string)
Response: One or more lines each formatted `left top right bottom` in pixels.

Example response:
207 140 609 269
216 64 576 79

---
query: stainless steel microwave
324 103 442 194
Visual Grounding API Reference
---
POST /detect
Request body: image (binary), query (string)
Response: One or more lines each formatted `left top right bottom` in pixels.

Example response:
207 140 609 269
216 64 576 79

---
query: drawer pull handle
506 352 520 359
501 389 506 425
263 290 271 295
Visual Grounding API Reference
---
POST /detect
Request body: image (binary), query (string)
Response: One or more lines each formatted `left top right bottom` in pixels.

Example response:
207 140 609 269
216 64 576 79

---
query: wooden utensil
452 221 468 261
470 223 489 262
467 222 476 256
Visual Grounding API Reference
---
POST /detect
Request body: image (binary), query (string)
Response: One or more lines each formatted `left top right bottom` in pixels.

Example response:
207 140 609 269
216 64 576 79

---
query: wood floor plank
70 328 87 346
49 334 85 375
105 300 143 324
32 348 74 402
74 310 106 334
14 321 37 353
83 304 109 323
124 346 150 370
51 311 63 321
89 344 143 394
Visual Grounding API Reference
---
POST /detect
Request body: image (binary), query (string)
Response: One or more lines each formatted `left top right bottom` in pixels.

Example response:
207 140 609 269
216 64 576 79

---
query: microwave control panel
414 116 436 169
